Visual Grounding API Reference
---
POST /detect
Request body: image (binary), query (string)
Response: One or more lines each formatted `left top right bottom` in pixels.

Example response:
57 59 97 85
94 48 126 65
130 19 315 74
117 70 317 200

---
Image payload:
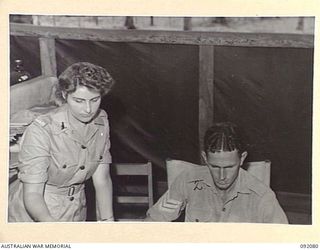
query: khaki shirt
147 167 288 223
8 105 111 222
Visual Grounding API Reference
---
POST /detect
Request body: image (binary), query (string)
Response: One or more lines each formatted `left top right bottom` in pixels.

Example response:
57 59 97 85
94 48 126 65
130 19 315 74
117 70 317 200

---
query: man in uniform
145 122 288 223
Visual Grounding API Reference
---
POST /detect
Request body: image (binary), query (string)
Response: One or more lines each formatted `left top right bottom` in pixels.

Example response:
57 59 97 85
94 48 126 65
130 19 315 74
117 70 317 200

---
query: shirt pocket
49 152 78 185
85 147 105 177
89 131 110 163
186 206 212 222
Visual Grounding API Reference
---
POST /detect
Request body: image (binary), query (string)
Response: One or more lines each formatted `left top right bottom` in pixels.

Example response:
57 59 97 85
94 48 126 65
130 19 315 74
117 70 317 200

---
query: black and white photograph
8 14 314 225
2 2 319 244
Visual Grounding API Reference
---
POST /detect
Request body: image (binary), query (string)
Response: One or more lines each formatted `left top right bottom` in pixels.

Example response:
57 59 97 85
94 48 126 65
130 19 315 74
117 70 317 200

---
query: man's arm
145 171 188 222
259 191 289 224
145 190 185 221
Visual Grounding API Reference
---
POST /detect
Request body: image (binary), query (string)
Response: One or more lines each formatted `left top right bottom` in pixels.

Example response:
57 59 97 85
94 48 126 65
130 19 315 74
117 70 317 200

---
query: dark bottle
10 59 32 85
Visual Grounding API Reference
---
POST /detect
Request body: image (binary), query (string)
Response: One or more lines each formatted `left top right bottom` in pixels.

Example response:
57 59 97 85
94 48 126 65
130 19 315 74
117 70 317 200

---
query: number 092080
300 244 319 248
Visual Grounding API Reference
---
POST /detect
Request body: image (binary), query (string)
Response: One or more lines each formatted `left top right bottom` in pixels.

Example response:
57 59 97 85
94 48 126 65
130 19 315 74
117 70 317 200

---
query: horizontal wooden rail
112 162 152 175
116 196 149 204
10 23 314 48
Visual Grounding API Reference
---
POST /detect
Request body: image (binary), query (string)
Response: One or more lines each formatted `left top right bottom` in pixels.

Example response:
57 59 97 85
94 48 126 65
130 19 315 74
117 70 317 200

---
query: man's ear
240 151 248 166
201 151 207 164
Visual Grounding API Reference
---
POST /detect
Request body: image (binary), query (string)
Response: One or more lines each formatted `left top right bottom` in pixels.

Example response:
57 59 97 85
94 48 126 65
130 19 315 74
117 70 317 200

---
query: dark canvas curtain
214 46 313 194
55 39 200 178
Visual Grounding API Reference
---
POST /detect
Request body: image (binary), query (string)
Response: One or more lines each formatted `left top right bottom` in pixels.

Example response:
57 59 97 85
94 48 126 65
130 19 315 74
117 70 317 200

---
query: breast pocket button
80 165 85 170
62 164 67 169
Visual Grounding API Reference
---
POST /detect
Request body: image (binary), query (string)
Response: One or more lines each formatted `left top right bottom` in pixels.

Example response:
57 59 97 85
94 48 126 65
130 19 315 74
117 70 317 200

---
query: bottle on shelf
10 59 32 85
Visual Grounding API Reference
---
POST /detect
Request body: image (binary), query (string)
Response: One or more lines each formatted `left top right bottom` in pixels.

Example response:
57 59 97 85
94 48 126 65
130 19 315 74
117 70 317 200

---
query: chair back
244 160 271 186
112 162 153 221
166 159 201 188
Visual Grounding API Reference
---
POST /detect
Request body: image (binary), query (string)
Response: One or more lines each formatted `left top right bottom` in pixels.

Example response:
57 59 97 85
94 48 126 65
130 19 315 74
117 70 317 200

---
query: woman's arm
92 163 114 221
18 119 54 222
23 182 56 222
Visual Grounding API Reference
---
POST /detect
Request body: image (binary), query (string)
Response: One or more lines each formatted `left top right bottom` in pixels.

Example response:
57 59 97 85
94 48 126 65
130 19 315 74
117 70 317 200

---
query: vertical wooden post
147 161 154 207
39 37 57 77
125 16 136 29
183 17 192 31
199 45 214 159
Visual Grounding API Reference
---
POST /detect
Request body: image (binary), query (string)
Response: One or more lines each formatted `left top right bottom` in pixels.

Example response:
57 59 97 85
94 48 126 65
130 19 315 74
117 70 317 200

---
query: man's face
202 150 247 190
66 86 101 124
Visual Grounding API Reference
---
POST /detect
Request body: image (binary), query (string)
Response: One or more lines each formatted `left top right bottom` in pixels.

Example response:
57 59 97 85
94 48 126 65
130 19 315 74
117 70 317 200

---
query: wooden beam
199 45 214 156
39 37 57 77
10 23 314 48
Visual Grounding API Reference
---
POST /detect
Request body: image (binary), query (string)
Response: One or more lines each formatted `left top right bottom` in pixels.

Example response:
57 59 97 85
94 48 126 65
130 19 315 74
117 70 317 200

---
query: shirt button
80 165 85 170
99 155 103 160
69 197 74 201
62 164 67 169
222 207 226 212
81 145 86 149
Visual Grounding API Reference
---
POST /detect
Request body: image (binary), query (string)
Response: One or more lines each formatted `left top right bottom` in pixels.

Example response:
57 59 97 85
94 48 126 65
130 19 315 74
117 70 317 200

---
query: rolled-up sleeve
100 113 112 165
18 122 51 184
147 171 187 221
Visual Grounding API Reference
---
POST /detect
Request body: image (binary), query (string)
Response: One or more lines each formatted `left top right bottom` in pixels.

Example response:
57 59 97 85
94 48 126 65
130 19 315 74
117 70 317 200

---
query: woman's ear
62 91 67 100
240 151 248 166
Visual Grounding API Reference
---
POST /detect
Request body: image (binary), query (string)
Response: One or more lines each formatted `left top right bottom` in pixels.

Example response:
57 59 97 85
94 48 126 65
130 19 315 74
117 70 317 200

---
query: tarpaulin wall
214 46 313 194
10 36 313 194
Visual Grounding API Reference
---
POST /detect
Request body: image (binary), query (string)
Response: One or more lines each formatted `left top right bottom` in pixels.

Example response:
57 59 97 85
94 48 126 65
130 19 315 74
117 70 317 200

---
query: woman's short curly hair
204 122 245 154
55 62 115 104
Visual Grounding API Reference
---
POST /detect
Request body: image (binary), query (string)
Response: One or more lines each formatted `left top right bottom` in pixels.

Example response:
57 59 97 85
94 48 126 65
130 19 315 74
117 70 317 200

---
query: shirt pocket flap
51 152 77 169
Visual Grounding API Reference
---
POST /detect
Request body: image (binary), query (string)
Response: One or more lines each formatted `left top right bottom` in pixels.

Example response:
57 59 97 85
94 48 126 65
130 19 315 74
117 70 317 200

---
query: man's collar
199 167 218 194
221 168 251 201
237 168 252 194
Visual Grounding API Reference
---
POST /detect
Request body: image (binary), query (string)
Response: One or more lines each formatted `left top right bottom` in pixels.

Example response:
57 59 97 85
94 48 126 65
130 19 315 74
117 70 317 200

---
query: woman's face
65 85 101 124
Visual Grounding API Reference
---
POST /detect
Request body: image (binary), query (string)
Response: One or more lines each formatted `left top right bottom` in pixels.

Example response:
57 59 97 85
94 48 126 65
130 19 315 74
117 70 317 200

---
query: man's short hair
204 122 245 154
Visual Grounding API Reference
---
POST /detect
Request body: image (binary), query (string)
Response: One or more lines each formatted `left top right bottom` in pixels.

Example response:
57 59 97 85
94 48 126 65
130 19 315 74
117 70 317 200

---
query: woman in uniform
9 62 115 222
